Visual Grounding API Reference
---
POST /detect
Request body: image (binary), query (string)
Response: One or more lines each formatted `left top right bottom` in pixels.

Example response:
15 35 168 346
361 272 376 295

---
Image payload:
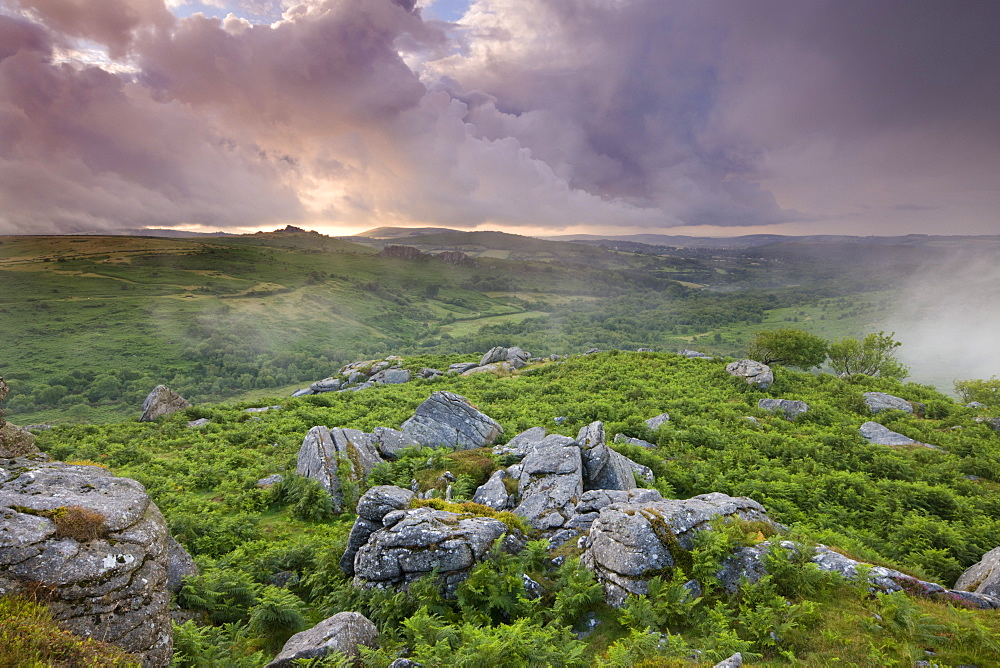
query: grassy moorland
0 229 902 425
29 350 1000 666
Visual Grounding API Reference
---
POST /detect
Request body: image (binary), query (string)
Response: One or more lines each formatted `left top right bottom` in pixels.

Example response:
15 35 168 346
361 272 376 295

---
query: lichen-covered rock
471 469 512 510
859 421 935 448
577 422 638 492
447 362 480 375
758 399 810 420
493 426 547 460
644 412 671 430
725 359 774 390
401 391 503 450
166 536 198 595
266 611 378 668
372 427 420 460
461 361 513 376
310 377 342 392
955 546 1000 599
352 506 518 593
480 346 508 366
0 422 38 457
296 426 389 511
513 435 583 532
679 349 711 359
581 492 778 606
614 434 656 449
341 486 416 576
714 653 743 668
371 369 411 385
0 457 173 666
140 385 189 422
863 392 914 414
296 426 344 510
506 346 531 369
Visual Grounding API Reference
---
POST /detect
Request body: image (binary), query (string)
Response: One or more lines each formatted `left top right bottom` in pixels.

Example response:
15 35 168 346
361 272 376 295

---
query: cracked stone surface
401 391 503 450
139 385 189 422
0 456 172 666
351 506 516 594
725 359 774 390
581 492 777 606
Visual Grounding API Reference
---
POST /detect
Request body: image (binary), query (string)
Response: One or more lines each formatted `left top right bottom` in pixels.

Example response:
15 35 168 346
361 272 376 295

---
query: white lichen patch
102 553 135 569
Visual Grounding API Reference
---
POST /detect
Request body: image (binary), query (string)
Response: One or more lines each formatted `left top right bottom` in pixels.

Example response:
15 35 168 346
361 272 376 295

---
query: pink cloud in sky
0 0 998 236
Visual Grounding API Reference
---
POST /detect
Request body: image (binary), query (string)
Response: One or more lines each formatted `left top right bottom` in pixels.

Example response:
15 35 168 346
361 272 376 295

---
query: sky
0 0 998 238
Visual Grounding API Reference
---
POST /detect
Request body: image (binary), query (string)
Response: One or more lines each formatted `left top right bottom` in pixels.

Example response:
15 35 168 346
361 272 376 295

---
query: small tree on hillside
954 377 1000 406
828 331 909 379
747 329 828 369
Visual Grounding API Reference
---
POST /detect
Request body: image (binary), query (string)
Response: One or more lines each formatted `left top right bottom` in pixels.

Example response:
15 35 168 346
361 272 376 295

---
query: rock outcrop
166 536 198 595
644 412 670 430
471 469 513 510
955 546 1000 599
719 541 1000 609
581 492 778 606
725 359 774 390
513 435 583 532
401 391 503 450
758 398 809 420
296 426 403 511
577 422 638 492
140 385 189 422
340 485 416 576
267 611 378 668
859 421 936 448
0 456 173 666
352 504 520 594
863 392 914 414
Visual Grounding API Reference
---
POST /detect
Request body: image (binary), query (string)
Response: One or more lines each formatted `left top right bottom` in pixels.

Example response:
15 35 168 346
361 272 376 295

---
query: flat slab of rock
371 369 411 385
493 427 548 460
401 391 503 450
0 457 172 665
758 399 809 420
725 359 773 390
863 392 913 414
614 434 656 449
582 492 778 606
859 421 936 448
140 385 189 422
267 612 377 668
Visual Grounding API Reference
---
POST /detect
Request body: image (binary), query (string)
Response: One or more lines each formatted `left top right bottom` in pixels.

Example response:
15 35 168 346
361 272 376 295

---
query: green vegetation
955 376 1000 406
0 230 906 425
24 350 1000 665
747 328 829 369
0 596 140 667
829 331 910 380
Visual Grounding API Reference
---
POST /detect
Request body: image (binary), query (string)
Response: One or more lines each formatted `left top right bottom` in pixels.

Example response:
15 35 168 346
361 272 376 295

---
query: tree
827 331 909 379
954 377 1000 406
746 329 828 369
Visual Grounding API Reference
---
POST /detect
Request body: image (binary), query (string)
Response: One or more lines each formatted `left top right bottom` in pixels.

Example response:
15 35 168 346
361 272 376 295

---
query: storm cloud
0 0 998 234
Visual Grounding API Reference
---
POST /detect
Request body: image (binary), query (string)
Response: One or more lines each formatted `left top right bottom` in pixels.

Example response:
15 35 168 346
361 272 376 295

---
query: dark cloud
0 0 998 234
0 13 300 234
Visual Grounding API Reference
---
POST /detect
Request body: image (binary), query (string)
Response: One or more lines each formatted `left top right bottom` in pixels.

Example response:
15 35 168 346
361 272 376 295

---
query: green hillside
0 229 943 426
29 351 1000 666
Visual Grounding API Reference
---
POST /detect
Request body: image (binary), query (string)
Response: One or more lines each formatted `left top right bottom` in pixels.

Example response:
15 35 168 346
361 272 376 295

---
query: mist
885 251 1000 393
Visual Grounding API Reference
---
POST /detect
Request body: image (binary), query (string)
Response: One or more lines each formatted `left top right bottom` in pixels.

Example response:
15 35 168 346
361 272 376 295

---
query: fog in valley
886 253 1000 393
